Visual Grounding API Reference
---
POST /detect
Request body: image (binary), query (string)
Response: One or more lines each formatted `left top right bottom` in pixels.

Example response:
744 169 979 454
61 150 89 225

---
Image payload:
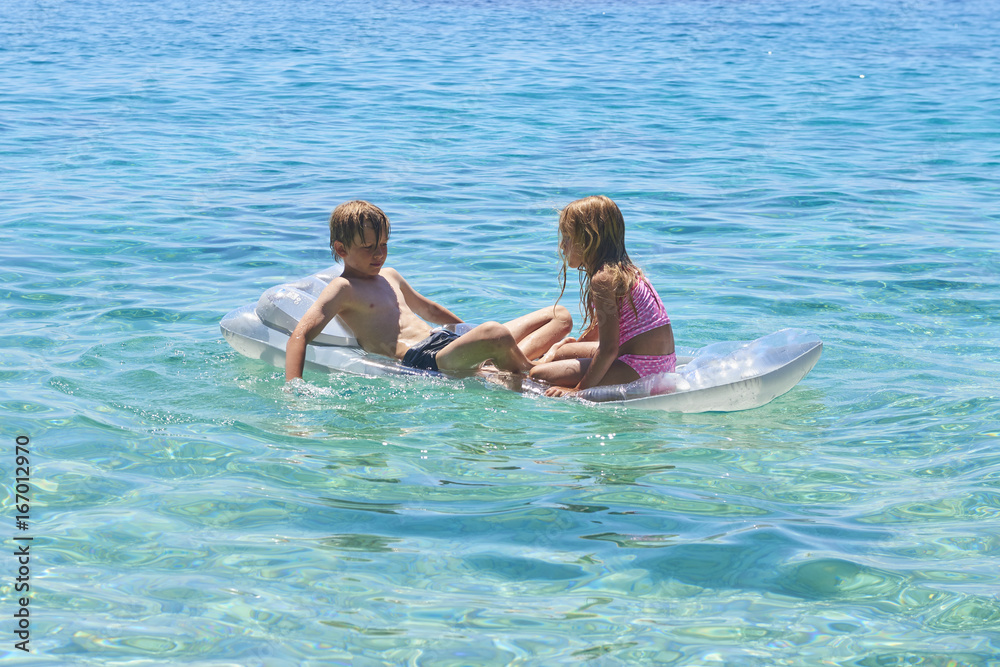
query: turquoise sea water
3 0 1000 664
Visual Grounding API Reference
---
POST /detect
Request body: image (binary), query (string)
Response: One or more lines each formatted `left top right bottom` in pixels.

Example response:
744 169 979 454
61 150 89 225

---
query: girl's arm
571 272 620 391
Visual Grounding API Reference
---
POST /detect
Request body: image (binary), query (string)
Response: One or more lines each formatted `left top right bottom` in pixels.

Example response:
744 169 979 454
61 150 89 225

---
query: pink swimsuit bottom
616 277 675 378
617 352 676 378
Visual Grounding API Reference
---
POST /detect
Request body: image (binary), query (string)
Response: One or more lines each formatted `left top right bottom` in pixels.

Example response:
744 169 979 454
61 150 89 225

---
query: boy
285 200 571 381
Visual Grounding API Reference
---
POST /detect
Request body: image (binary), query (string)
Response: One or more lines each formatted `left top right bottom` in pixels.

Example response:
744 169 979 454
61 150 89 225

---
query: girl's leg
502 306 572 361
598 360 640 386
530 358 638 389
529 358 590 387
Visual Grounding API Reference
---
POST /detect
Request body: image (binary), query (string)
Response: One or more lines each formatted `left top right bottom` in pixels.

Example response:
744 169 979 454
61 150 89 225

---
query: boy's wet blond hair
557 195 642 333
329 200 391 261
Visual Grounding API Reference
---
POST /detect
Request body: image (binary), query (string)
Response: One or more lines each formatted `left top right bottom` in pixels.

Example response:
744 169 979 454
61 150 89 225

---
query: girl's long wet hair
556 195 642 333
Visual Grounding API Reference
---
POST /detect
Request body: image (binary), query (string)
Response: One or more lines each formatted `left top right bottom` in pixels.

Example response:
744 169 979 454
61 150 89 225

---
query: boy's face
335 226 388 277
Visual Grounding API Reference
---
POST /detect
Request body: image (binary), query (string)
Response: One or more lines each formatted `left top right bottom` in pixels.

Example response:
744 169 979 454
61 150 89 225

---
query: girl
530 196 675 397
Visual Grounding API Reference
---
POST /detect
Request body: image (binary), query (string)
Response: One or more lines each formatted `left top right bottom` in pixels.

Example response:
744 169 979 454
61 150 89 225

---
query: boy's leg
435 322 534 373
501 306 572 360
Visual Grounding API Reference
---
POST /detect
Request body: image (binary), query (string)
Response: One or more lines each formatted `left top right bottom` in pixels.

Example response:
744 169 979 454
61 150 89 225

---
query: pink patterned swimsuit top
617 276 671 346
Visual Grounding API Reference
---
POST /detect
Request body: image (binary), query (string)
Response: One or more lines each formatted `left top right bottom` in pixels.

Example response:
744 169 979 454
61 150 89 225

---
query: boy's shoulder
315 274 353 304
376 267 411 288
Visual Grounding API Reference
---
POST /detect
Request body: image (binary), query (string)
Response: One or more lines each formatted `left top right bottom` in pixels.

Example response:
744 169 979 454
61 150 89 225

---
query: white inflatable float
220 266 822 413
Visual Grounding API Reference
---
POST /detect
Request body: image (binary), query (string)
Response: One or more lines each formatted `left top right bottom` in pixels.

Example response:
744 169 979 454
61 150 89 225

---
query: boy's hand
284 377 307 393
544 386 577 398
539 336 576 363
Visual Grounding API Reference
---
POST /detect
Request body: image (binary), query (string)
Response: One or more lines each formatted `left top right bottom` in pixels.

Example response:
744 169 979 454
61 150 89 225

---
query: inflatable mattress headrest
256 267 358 347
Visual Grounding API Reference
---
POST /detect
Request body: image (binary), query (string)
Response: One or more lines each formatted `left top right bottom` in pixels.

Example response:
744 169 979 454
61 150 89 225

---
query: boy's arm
387 268 462 326
285 280 349 381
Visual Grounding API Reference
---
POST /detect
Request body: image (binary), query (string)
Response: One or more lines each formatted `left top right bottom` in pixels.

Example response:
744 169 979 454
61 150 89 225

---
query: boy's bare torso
323 268 433 359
